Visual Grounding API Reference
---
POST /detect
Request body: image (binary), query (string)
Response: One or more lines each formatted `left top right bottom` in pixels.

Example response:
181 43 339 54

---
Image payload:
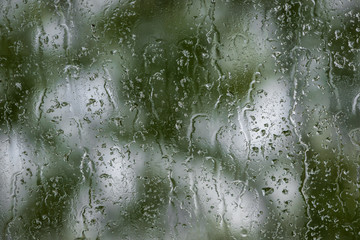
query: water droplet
262 187 274 196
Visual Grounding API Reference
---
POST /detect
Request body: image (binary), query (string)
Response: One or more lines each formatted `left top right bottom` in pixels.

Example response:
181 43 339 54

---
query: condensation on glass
1 0 360 239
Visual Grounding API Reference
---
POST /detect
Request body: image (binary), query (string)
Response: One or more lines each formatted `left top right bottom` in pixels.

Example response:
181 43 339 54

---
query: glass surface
1 0 360 239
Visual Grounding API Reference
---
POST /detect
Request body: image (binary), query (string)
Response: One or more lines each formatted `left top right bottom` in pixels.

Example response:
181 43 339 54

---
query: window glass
1 0 360 239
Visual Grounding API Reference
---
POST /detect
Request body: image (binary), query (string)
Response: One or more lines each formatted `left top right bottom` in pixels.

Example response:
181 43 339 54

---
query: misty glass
1 0 360 239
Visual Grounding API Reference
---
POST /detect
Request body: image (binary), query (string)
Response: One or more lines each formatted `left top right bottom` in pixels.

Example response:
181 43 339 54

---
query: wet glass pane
1 0 360 239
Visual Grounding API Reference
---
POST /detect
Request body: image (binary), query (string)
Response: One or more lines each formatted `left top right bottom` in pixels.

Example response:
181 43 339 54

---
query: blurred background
1 0 360 239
